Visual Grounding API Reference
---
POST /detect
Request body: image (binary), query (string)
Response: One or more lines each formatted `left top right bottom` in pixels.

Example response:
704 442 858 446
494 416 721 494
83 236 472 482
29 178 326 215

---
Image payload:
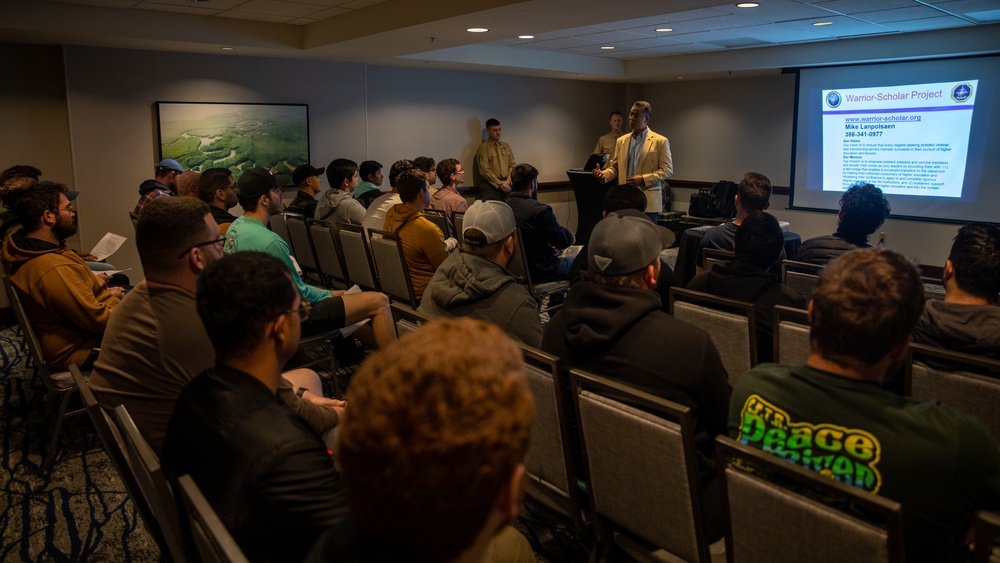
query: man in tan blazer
593 100 673 221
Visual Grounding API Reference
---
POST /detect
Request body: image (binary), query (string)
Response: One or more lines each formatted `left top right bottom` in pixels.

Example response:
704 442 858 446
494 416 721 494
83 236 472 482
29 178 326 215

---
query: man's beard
53 218 77 241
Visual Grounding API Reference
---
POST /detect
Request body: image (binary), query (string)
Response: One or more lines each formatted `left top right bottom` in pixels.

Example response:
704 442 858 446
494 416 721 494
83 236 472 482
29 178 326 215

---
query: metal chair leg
42 391 73 471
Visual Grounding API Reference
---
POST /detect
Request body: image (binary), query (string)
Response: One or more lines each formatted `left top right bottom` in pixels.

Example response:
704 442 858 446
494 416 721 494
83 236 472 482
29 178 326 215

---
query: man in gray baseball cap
418 200 542 347
541 211 732 540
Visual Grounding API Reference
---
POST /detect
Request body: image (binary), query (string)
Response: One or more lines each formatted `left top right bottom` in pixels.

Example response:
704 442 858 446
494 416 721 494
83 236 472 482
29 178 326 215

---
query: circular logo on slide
952 83 972 102
826 91 842 108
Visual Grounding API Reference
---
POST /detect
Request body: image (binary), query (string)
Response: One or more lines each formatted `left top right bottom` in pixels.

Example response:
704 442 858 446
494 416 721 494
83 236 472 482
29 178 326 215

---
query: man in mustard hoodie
2 181 122 370
382 169 450 301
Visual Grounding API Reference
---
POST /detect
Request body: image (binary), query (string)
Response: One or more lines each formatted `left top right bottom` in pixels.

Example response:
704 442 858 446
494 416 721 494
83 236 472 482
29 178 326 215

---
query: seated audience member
287 163 325 217
162 252 349 563
315 158 365 226
797 182 890 264
542 212 731 536
91 198 342 454
175 170 201 199
419 200 541 347
354 160 384 209
729 248 1000 562
362 159 412 234
428 158 469 219
505 163 575 283
687 211 807 363
414 156 437 189
383 169 449 300
135 159 182 214
309 317 535 562
912 222 1000 358
1 181 122 370
570 184 677 305
224 167 395 347
696 171 772 270
196 167 239 235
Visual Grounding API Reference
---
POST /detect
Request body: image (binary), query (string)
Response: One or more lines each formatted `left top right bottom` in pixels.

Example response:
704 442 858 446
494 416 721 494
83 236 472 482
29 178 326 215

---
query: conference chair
422 208 451 239
905 342 1000 445
716 436 904 563
367 228 418 308
571 368 716 562
267 213 292 249
780 260 823 298
3 270 85 471
307 219 348 289
505 228 570 314
452 210 465 246
389 301 433 337
128 211 140 232
669 287 756 384
973 510 1000 563
176 474 250 563
71 365 169 558
113 404 188 563
701 248 734 272
773 305 811 365
520 346 586 533
284 212 322 284
336 223 379 291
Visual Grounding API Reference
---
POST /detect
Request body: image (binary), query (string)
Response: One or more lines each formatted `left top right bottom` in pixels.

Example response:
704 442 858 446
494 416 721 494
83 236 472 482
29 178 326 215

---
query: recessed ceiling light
677 76 685 79
467 27 489 33
655 28 673 32
220 47 235 51
813 21 833 26
601 45 615 50
736 2 759 7
518 35 534 39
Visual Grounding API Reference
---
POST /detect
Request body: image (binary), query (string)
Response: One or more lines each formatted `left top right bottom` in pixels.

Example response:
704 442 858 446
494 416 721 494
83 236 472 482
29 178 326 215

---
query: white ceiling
3 0 999 81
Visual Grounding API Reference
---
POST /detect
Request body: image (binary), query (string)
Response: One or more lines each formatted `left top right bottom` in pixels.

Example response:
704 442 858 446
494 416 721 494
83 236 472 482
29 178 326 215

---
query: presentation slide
790 56 1000 224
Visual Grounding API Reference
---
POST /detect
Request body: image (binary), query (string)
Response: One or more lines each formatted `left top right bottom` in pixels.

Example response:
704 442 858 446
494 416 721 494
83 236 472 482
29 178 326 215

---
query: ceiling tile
227 0 324 17
134 3 223 15
140 0 247 8
853 5 951 23
887 15 973 31
507 36 604 50
49 0 143 7
573 30 658 43
779 14 895 37
308 6 351 18
288 17 318 24
811 0 917 15
214 11 294 22
614 36 691 49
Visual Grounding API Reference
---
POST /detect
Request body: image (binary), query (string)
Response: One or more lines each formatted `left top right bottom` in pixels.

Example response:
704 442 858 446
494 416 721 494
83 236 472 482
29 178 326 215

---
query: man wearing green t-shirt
729 248 1000 563
224 167 395 348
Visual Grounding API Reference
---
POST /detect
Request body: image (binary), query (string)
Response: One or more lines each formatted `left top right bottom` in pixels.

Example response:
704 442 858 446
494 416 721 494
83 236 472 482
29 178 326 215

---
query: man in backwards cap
135 158 183 214
541 211 731 539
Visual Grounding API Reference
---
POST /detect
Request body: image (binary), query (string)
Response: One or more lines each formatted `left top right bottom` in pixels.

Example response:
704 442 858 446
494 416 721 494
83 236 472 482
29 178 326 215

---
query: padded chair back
701 248 733 272
3 270 83 470
452 211 465 246
921 276 947 302
508 228 568 312
176 474 250 563
423 208 451 239
129 211 140 232
781 260 823 298
670 287 756 384
716 436 904 563
368 228 418 307
571 369 709 562
906 343 1000 445
308 219 348 288
773 305 811 365
267 213 292 248
973 510 1000 563
284 213 317 272
521 347 582 529
336 223 378 291
390 301 433 337
113 405 188 563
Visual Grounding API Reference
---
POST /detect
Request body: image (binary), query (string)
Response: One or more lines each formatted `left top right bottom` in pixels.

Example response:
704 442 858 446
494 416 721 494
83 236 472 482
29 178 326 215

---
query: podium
567 170 613 245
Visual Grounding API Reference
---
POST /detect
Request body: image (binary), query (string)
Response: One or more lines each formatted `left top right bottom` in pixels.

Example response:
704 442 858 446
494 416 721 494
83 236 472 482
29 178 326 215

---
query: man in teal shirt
224 168 395 347
729 248 1000 563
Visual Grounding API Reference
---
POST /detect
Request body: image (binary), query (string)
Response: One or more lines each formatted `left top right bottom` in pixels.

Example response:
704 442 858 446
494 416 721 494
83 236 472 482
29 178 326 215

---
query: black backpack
688 180 738 218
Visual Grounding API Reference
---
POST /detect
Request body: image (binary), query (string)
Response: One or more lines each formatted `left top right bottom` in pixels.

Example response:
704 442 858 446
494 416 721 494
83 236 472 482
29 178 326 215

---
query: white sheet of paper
559 245 583 260
338 284 370 337
88 232 127 262
93 268 131 277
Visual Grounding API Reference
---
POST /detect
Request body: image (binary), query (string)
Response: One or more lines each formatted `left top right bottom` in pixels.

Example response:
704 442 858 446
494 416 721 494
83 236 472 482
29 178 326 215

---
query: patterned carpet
0 325 585 562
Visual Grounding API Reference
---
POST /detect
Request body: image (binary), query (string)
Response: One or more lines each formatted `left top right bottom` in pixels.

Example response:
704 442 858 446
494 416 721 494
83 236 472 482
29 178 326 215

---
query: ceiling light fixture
655 28 673 32
518 35 534 39
220 47 234 51
467 27 489 33
736 2 759 7
813 21 833 26
677 76 685 79
601 45 615 50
